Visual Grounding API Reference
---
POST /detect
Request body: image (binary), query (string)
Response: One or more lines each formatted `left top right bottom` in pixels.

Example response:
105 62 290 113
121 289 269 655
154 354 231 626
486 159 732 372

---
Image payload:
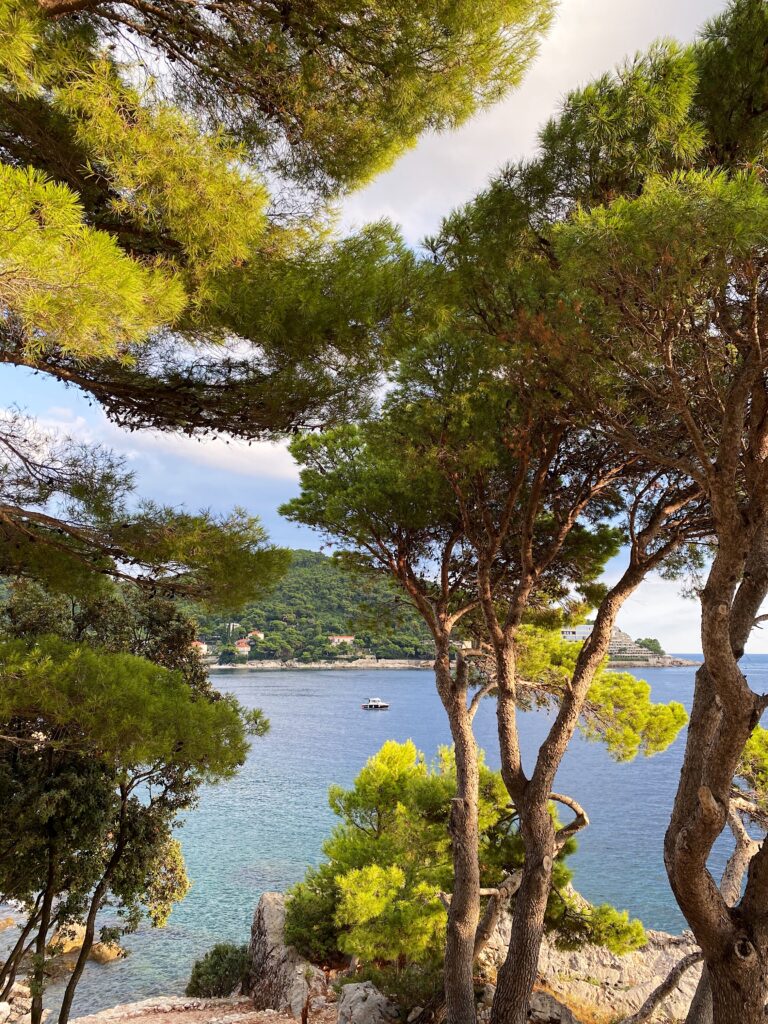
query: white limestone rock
245 893 327 1018
482 900 701 1024
336 982 398 1024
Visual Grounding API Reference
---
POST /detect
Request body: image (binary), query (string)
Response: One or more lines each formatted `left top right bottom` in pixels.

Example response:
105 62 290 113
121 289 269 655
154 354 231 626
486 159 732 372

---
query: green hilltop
195 549 434 663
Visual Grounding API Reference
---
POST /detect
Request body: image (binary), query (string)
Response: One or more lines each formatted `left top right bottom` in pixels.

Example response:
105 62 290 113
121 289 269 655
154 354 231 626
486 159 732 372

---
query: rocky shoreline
23 891 701 1024
49 892 701 1024
211 657 699 672
211 659 432 672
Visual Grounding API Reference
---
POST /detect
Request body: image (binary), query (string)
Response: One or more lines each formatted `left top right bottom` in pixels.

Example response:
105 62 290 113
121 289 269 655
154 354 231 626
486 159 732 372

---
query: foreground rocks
49 924 125 964
477 987 577 1024
245 894 329 1017
336 984 397 1024
480 907 701 1023
2 981 47 1024
70 998 337 1024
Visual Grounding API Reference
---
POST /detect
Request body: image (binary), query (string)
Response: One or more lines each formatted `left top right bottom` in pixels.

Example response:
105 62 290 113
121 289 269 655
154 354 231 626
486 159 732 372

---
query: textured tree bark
436 647 481 1024
490 805 555 1024
708 956 768 1023
665 526 768 1024
684 966 712 1024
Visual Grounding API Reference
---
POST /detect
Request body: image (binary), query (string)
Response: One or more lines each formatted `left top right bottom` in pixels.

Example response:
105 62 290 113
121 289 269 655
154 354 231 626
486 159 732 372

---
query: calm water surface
46 656 768 1014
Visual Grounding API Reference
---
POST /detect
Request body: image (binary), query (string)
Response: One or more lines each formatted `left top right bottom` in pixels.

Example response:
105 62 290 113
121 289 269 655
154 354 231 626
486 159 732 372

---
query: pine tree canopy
0 411 289 604
9 0 554 195
0 0 555 440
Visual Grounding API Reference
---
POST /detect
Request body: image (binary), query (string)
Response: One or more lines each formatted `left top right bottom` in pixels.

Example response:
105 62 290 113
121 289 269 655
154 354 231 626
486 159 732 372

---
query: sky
5 0 751 654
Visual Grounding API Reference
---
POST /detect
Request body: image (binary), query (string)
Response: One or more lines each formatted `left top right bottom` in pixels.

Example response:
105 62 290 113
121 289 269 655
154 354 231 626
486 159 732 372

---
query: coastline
210 656 701 672
607 657 701 668
210 657 433 671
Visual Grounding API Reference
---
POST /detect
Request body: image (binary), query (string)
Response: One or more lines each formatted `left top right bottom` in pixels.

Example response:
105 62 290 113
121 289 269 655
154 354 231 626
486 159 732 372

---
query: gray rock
406 1006 424 1022
480 985 496 1008
0 1004 9 1024
245 892 327 1018
337 982 399 1024
528 992 576 1024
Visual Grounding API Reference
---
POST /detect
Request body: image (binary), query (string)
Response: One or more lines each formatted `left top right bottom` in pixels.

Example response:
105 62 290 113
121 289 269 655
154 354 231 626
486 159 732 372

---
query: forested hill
194 549 434 662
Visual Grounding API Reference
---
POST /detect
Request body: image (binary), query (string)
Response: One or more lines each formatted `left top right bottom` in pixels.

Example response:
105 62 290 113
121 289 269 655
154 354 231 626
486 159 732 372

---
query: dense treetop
5 0 554 196
196 549 434 662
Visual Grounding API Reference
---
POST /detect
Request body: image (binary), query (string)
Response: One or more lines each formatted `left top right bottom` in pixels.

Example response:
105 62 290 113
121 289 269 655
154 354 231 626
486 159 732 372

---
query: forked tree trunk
490 804 555 1024
489 568 643 1024
665 525 768 1024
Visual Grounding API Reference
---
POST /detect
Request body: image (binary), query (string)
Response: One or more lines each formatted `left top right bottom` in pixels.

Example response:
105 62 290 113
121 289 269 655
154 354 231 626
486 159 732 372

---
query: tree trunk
708 953 768 1024
58 795 129 1024
0 901 42 999
685 966 713 1024
31 850 56 1024
436 649 481 1024
490 806 555 1024
664 528 768 1024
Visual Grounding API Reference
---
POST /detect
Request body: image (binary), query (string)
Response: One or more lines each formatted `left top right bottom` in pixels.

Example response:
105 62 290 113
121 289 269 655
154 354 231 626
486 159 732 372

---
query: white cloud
340 0 726 244
35 407 299 481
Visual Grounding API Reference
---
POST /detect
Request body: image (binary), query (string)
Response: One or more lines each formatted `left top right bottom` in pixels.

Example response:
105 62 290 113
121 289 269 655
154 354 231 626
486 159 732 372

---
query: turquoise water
44 657 768 1015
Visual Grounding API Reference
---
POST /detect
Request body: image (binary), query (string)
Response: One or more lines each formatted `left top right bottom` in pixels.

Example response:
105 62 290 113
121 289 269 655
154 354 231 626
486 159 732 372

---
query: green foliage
516 626 687 761
5 579 208 694
550 898 646 957
0 413 289 607
339 962 445 1015
738 727 768 810
58 59 269 282
285 741 645 969
3 0 554 195
0 0 556 450
0 631 258 1016
0 164 184 360
185 943 250 998
0 634 249 774
693 0 768 166
195 550 433 662
635 638 665 656
583 672 687 762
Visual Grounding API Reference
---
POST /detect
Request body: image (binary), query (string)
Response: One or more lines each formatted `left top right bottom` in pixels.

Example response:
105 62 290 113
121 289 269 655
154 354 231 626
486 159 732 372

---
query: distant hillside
194 549 434 663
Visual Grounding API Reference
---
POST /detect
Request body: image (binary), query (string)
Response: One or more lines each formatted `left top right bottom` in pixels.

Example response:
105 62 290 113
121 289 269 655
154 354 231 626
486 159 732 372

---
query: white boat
361 697 390 710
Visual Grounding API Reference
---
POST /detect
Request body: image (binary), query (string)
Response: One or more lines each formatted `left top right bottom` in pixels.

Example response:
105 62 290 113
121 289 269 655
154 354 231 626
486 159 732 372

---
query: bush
186 943 250 997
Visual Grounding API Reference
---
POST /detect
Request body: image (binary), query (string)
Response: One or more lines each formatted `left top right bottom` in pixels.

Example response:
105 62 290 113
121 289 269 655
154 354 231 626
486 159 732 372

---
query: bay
44 656 768 1016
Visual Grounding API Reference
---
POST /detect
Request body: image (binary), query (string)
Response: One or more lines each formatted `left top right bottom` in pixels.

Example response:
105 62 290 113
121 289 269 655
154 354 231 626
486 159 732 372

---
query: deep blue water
39 656 768 1014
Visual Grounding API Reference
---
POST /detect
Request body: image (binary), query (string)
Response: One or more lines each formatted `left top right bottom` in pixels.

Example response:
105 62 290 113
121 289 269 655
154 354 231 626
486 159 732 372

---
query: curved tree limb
551 793 590 851
618 952 704 1024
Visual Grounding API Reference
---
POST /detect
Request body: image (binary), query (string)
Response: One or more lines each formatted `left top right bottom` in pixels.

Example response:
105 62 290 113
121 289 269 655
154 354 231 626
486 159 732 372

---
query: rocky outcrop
480 906 701 1024
49 923 125 963
336 983 398 1024
528 992 578 1024
245 894 327 1018
3 981 48 1024
70 996 253 1024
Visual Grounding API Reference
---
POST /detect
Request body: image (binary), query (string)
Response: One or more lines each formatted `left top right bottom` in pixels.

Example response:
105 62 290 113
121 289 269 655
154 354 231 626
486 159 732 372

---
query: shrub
186 943 250 997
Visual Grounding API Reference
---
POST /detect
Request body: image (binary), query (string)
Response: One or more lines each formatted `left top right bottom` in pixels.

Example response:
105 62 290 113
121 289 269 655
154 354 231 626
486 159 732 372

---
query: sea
24 656 768 1015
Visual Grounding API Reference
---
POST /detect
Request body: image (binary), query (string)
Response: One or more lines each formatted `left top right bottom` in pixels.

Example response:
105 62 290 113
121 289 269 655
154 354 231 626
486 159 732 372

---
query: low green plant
185 943 250 997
